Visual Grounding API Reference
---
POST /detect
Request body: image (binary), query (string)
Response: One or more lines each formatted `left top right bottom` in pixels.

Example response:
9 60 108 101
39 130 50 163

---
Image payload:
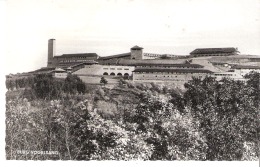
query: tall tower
130 45 143 59
47 39 56 67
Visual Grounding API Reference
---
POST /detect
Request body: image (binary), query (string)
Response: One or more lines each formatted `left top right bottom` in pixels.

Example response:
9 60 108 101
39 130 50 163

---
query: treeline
5 72 259 160
182 72 259 160
6 76 34 90
6 74 87 100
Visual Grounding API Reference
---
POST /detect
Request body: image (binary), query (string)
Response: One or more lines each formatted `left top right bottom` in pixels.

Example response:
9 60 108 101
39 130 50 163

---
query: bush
100 77 108 86
64 74 86 94
32 74 63 100
183 76 258 160
5 73 259 160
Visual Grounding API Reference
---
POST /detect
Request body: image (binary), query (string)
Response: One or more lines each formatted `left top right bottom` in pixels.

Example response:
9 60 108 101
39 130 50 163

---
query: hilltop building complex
33 39 260 84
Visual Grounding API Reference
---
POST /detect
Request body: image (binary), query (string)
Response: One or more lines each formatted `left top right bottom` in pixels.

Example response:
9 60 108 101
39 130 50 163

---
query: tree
244 71 260 108
183 76 258 160
63 74 86 94
32 74 63 100
129 92 207 160
100 77 108 86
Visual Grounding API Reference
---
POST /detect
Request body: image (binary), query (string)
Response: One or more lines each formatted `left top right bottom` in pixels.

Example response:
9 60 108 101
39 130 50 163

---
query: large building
39 39 260 83
47 39 99 68
190 47 239 57
230 65 260 77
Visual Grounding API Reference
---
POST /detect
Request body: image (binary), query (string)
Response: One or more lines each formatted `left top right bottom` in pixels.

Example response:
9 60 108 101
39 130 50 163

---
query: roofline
54 53 98 58
190 47 238 54
133 68 213 73
231 65 260 69
98 52 131 60
121 63 203 68
131 45 143 50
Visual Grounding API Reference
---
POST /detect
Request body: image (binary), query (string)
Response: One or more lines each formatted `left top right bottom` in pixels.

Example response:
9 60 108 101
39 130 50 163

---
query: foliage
100 77 108 86
128 92 207 160
5 73 259 160
63 74 86 94
32 74 64 100
184 76 259 160
6 76 34 90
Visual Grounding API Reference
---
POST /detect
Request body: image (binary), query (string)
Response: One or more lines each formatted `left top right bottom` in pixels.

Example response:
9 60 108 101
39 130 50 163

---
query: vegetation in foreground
5 73 259 160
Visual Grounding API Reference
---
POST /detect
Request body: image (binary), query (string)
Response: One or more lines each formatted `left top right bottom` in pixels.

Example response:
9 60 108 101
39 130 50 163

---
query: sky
3 0 260 74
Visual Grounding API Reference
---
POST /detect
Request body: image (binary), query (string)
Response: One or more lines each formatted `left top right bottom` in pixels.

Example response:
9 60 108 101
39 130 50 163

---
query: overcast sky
4 0 260 74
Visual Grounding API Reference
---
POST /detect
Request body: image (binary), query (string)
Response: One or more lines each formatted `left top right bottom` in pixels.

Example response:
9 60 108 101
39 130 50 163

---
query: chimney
47 39 56 67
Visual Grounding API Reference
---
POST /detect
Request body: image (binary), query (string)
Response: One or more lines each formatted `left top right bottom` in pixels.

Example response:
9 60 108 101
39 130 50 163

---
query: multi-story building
190 47 239 57
231 65 260 76
47 39 99 68
40 39 259 82
133 68 213 83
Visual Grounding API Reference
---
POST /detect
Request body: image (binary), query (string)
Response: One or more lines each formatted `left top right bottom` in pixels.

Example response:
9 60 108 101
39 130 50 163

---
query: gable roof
190 48 238 55
55 53 98 58
98 52 131 60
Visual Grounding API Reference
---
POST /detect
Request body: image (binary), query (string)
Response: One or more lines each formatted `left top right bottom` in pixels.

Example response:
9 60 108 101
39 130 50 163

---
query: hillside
5 73 259 160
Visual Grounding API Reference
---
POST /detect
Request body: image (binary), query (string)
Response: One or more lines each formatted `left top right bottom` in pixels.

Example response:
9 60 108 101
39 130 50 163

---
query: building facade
133 68 212 82
41 39 260 83
231 65 260 76
190 47 239 57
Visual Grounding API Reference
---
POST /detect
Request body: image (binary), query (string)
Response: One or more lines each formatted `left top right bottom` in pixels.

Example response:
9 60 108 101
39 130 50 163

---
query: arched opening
110 72 115 76
103 72 108 75
123 73 130 79
117 73 122 76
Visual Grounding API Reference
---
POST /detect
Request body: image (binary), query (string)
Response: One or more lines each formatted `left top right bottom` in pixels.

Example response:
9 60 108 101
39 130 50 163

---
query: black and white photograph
1 0 259 166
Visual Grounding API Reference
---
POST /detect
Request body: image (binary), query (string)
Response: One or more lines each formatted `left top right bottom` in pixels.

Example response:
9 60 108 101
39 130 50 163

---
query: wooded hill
5 72 259 160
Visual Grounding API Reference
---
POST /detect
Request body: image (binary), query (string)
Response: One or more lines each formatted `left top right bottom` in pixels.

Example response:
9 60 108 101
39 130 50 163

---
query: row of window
103 68 130 70
192 53 230 57
214 74 233 76
60 60 89 63
137 75 203 78
144 53 161 57
136 66 197 68
58 57 95 60
135 72 206 75
134 78 186 81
